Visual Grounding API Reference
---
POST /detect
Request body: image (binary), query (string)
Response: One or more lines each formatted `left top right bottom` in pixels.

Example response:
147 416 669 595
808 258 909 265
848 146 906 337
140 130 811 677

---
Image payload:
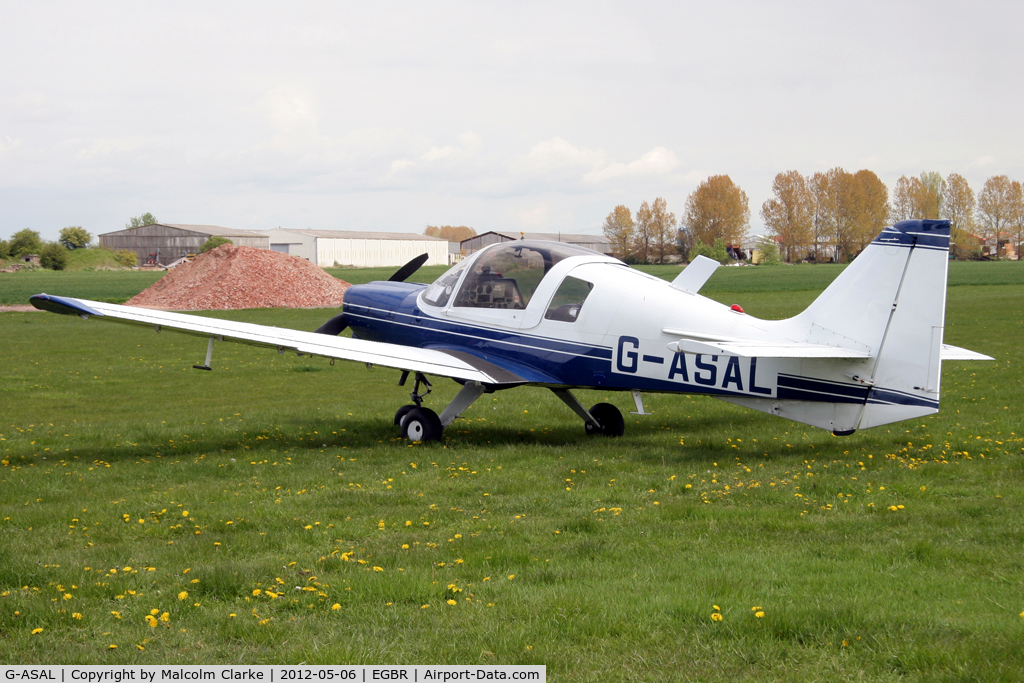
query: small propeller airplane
30 219 991 442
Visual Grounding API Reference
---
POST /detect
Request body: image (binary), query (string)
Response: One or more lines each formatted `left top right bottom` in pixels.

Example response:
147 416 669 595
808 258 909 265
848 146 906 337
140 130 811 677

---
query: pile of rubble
126 244 351 310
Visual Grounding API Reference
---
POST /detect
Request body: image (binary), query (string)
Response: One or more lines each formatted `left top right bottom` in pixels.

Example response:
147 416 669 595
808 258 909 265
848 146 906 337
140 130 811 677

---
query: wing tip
29 293 104 318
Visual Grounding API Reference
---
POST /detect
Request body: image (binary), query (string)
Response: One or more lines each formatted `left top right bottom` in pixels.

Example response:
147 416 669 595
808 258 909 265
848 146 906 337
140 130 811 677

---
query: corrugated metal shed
460 231 611 255
265 229 450 267
98 224 269 266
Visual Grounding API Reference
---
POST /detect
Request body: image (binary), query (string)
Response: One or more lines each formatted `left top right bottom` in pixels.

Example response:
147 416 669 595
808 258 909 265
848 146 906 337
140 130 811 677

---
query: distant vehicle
32 220 991 441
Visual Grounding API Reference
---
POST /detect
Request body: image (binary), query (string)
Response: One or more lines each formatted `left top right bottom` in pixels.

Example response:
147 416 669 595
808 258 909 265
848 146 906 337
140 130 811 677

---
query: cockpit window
421 259 469 308
453 242 595 309
545 276 593 322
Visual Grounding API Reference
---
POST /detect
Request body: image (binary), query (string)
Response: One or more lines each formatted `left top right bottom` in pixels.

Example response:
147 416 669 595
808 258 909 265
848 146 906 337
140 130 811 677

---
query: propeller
314 253 430 336
314 312 348 336
388 253 429 282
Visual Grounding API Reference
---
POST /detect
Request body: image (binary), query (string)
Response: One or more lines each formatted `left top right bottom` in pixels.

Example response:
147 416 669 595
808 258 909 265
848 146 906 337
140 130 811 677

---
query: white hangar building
264 229 451 268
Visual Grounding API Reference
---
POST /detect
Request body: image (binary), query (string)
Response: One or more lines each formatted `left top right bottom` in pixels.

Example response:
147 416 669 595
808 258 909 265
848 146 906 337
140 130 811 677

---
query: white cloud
515 137 607 174
583 146 679 183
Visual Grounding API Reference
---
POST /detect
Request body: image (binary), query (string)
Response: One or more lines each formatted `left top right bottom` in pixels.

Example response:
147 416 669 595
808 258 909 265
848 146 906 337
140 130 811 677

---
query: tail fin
791 219 950 429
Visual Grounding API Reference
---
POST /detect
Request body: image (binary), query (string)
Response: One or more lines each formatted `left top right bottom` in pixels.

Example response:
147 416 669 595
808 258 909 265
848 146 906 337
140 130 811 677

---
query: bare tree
977 175 1016 259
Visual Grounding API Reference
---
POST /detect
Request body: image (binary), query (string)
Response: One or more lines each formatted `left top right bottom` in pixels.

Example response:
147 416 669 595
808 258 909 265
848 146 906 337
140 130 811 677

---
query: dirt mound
126 244 351 310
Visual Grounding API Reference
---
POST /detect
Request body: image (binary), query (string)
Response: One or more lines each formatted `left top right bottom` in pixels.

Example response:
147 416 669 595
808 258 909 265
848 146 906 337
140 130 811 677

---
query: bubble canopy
420 241 602 310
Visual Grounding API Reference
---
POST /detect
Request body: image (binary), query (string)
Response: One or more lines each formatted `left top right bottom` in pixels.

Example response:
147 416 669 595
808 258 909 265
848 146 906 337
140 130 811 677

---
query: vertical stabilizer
790 220 950 429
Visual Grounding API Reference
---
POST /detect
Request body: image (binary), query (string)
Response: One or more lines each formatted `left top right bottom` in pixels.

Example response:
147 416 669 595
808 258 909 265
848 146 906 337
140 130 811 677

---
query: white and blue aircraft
31 219 991 442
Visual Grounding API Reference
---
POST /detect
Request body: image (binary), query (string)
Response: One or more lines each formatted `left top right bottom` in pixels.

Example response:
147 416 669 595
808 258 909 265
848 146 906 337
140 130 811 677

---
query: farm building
98 224 269 266
264 229 451 267
460 231 612 255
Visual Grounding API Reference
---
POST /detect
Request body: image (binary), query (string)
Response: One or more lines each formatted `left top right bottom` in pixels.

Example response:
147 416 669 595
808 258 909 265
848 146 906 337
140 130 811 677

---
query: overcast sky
2 1 1022 242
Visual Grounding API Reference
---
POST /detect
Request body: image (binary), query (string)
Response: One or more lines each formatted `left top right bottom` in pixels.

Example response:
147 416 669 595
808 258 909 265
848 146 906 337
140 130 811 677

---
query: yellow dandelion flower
145 616 158 628
713 605 721 611
755 611 765 618
108 644 117 650
331 604 341 611
229 613 236 618
31 628 43 634
446 599 456 606
252 589 262 596
72 613 82 620
182 511 189 517
711 613 723 622
507 574 515 580
177 591 188 600
373 566 384 572
421 604 430 609
150 609 159 615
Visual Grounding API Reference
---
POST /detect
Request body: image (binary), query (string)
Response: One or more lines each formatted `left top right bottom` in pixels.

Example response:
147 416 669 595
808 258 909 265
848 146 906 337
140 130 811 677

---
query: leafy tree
58 226 92 249
755 236 780 265
1007 179 1024 261
126 213 158 229
39 242 69 270
649 197 676 264
850 169 890 255
0 239 10 260
682 175 750 251
760 170 814 262
920 171 946 217
688 238 730 265
9 228 44 256
601 205 635 261
113 249 138 267
633 201 654 264
942 173 979 260
200 236 233 253
424 226 477 242
809 168 888 262
977 175 1016 259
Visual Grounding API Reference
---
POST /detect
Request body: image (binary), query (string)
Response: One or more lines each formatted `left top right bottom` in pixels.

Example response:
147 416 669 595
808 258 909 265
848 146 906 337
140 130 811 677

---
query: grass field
1 263 1022 680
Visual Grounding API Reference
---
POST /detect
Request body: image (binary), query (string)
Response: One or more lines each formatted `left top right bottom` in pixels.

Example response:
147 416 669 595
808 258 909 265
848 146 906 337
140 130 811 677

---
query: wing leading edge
29 294 523 386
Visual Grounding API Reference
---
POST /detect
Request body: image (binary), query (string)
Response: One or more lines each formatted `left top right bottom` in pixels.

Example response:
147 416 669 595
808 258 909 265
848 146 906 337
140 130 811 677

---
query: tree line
1 213 158 269
604 171 1024 264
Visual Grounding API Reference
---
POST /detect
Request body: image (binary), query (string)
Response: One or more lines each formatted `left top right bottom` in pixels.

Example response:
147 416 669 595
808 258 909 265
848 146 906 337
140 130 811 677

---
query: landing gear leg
551 389 625 437
396 375 488 442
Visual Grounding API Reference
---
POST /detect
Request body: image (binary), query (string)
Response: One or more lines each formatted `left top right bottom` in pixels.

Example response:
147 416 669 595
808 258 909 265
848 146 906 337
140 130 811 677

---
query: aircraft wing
29 294 524 385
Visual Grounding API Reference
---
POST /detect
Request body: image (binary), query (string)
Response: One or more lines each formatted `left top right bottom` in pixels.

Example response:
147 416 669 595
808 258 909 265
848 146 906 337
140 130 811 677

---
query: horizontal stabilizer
664 328 870 359
940 344 994 361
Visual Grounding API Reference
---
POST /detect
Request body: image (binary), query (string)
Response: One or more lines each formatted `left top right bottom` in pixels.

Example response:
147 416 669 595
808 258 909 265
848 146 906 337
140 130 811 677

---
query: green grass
63 249 129 272
6 259 1022 306
0 270 1022 679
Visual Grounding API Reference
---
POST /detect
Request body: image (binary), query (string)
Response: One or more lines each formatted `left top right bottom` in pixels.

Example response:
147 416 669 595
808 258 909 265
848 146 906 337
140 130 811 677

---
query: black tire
394 404 416 427
585 402 625 437
400 407 443 442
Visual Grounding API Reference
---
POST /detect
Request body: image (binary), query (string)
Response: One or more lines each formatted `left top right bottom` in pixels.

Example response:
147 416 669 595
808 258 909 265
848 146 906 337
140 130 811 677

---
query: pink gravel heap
126 244 351 310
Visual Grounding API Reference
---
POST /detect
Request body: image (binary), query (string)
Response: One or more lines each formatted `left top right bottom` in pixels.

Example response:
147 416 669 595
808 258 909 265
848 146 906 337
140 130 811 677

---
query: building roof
268 229 447 241
99 223 267 238
463 231 610 245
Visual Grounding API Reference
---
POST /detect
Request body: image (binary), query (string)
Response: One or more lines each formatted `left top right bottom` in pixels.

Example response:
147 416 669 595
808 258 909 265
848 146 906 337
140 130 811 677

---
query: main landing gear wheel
585 402 625 437
394 404 416 427
400 407 443 442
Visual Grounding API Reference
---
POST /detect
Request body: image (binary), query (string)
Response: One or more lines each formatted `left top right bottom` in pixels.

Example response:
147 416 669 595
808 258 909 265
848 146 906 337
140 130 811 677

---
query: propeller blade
314 312 348 336
388 253 429 282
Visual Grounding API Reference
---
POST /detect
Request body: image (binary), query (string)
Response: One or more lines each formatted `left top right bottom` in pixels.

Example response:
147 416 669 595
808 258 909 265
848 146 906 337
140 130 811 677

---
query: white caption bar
1 667 544 683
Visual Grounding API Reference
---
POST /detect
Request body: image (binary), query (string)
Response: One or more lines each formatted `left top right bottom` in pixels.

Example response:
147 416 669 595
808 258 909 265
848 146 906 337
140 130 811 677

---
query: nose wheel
399 407 443 442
